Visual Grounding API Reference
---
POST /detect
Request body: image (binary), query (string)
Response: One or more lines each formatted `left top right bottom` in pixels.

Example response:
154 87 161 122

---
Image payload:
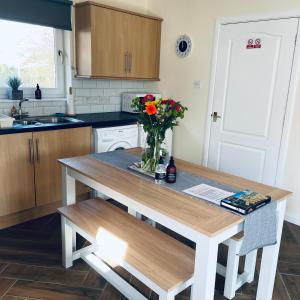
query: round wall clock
175 35 192 58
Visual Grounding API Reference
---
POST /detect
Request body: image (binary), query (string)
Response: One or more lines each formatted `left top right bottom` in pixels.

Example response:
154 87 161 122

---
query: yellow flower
145 99 160 106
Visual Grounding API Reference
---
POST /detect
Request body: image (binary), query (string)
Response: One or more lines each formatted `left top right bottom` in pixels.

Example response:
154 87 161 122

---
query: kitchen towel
90 150 277 255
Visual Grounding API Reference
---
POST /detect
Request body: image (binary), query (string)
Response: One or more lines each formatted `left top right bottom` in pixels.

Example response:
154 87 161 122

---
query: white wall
146 0 300 224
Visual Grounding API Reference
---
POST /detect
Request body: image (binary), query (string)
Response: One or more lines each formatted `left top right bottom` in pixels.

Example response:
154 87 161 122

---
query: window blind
0 0 73 31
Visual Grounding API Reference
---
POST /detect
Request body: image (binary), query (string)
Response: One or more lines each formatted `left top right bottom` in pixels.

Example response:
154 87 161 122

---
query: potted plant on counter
132 94 187 173
7 76 23 100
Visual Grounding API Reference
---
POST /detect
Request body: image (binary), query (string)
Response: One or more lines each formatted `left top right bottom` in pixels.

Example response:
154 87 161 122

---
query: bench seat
58 198 195 299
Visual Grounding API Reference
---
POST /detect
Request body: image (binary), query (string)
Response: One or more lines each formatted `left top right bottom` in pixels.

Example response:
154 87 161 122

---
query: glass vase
141 134 168 174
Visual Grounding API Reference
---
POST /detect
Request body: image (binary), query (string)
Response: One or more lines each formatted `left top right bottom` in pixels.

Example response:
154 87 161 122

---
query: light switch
193 80 202 89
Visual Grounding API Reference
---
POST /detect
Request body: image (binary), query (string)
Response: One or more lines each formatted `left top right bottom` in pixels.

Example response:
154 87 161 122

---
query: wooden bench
58 198 195 300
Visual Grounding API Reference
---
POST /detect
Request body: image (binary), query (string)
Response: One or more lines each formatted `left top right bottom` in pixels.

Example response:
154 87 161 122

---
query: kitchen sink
13 116 83 127
14 120 38 126
34 116 78 124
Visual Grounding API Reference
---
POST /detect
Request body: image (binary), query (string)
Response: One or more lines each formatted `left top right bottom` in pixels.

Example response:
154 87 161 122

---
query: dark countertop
0 112 138 135
74 112 138 128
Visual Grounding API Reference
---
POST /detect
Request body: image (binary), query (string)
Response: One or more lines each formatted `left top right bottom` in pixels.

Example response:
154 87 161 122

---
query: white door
207 18 299 185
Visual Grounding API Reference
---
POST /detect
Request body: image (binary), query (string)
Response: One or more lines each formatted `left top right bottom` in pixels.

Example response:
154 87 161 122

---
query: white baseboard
285 214 300 226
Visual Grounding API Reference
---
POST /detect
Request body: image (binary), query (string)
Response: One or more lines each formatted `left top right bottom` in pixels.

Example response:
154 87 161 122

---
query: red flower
169 100 176 106
140 97 147 104
162 100 168 105
176 105 182 112
146 104 157 115
144 94 155 102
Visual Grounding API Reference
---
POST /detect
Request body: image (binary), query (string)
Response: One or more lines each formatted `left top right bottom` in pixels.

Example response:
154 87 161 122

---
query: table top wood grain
59 148 292 237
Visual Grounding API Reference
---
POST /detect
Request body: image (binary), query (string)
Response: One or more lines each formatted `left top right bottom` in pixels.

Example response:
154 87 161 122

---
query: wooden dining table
59 148 292 300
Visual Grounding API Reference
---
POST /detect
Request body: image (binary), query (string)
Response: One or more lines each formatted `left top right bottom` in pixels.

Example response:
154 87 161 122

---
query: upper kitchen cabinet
127 14 161 79
74 2 162 80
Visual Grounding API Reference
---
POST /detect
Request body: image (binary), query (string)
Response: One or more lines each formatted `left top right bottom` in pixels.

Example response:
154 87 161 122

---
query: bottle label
155 172 166 181
166 172 176 183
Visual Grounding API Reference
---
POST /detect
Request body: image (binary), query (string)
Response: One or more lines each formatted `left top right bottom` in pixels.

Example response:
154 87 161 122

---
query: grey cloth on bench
90 150 278 256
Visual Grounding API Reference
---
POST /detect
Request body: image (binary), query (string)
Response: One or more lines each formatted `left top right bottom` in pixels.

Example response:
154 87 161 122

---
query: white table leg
62 165 76 206
256 199 287 300
61 166 77 268
191 236 219 300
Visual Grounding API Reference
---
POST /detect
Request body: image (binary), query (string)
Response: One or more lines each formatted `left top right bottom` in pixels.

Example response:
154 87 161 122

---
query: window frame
0 27 66 100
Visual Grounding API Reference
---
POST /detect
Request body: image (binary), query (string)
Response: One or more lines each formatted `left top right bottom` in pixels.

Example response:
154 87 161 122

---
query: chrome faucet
18 98 29 119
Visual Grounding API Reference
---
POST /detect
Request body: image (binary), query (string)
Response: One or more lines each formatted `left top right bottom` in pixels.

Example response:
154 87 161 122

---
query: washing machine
94 124 139 153
93 124 139 200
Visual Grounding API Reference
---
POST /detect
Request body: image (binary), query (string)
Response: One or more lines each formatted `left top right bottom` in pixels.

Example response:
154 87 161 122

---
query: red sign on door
246 38 261 49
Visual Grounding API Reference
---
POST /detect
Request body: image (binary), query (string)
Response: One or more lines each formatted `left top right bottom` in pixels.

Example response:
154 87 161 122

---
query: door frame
203 12 300 188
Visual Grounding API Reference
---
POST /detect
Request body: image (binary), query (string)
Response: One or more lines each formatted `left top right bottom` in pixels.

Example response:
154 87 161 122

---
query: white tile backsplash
73 78 147 113
75 88 91 97
0 100 67 117
96 80 110 88
110 80 122 88
90 89 104 97
0 78 153 117
0 79 152 117
121 80 144 89
75 105 91 114
82 79 97 88
91 104 104 113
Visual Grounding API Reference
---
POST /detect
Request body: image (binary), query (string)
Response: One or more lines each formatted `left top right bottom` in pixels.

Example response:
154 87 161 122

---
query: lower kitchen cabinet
34 127 92 206
0 126 92 228
0 133 36 217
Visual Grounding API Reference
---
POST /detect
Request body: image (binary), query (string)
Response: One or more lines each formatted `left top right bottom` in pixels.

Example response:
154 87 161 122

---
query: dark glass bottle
35 84 42 100
166 156 177 183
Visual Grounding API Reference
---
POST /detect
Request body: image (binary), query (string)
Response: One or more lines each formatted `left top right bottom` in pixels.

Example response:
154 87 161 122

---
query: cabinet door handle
129 53 132 73
35 138 40 163
28 139 34 164
124 52 128 73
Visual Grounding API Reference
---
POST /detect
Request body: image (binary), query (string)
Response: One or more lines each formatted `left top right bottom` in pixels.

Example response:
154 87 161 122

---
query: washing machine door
107 141 132 152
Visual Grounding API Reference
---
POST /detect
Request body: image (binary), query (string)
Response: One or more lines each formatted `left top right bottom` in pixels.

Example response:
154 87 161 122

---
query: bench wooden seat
231 232 244 241
58 198 195 299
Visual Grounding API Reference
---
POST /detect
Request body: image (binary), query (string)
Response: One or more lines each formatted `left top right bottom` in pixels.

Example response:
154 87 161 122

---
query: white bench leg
72 230 77 252
61 216 73 268
224 239 240 299
244 249 257 283
128 208 142 220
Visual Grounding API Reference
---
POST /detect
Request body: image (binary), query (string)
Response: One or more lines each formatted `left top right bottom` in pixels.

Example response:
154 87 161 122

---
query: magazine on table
183 184 271 215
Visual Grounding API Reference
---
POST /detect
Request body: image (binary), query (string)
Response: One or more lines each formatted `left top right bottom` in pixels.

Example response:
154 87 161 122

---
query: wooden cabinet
0 127 92 227
34 127 92 207
92 7 128 78
0 133 35 217
75 2 162 80
127 15 161 79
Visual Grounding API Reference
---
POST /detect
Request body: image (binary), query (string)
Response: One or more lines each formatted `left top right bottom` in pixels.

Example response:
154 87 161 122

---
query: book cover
221 190 271 215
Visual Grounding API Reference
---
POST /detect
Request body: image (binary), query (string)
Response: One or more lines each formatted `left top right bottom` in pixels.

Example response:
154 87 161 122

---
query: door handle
35 138 40 163
211 112 221 122
28 139 34 164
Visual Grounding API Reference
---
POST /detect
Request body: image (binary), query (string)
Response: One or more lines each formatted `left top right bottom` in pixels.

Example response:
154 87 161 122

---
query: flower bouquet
131 94 187 173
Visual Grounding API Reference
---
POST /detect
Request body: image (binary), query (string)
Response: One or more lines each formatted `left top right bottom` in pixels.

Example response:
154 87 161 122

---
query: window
0 20 65 99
